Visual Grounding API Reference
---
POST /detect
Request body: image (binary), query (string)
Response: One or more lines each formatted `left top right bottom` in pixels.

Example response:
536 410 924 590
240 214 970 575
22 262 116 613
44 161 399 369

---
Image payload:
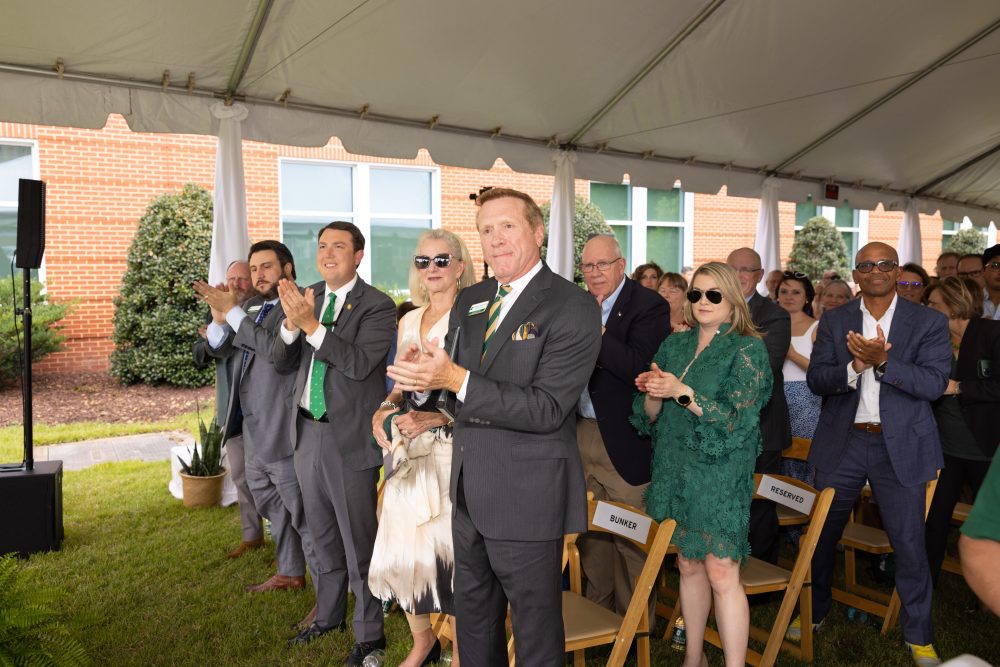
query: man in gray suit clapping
389 188 602 666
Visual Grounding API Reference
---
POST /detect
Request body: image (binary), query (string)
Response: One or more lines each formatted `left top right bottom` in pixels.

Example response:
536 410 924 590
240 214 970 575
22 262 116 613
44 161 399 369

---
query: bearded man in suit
388 188 602 666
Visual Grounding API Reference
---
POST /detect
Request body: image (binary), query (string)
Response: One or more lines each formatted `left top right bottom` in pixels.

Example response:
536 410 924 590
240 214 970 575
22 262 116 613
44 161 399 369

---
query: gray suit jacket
748 292 791 452
446 264 602 542
213 297 299 464
272 276 396 471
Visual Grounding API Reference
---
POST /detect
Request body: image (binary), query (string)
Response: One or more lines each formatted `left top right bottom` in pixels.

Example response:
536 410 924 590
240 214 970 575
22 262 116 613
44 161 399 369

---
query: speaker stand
2 267 34 473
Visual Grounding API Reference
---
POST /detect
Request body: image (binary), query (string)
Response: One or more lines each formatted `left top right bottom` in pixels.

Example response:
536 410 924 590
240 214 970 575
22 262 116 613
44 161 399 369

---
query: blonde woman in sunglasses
369 229 475 667
631 262 772 667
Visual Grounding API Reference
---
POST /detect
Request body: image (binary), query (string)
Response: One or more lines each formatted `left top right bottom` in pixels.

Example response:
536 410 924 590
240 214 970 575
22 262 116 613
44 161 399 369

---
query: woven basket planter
179 468 227 508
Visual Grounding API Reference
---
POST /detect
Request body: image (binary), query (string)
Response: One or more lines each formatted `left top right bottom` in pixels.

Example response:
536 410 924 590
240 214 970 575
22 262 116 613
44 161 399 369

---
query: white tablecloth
168 444 238 506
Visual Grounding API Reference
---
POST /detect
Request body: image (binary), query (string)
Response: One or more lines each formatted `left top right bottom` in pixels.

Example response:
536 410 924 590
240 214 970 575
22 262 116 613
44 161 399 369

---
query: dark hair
396 300 419 323
318 220 366 252
958 253 984 266
900 262 930 286
632 262 663 282
778 274 816 317
248 240 296 280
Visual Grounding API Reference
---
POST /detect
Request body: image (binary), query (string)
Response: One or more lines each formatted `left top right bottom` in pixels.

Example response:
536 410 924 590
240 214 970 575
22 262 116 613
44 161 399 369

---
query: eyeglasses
855 260 898 273
985 262 1000 272
783 271 809 280
958 269 983 278
581 257 622 273
686 288 724 304
413 254 454 270
897 281 924 289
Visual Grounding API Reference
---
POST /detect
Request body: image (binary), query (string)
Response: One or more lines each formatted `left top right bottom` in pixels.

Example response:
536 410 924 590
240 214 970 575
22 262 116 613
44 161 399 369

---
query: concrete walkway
34 431 195 471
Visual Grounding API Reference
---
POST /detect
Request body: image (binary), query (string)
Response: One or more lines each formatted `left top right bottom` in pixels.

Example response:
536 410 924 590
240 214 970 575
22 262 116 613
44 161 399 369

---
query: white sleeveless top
396 306 449 362
782 320 819 382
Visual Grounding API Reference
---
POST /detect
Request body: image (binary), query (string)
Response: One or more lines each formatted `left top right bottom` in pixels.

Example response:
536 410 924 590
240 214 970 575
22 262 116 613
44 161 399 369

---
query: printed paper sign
758 474 815 516
593 501 652 544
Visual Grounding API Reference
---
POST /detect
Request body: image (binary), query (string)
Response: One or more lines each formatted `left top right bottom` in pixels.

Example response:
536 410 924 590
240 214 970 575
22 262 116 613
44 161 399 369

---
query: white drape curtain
207 102 251 286
897 198 923 267
545 150 576 281
754 177 781 295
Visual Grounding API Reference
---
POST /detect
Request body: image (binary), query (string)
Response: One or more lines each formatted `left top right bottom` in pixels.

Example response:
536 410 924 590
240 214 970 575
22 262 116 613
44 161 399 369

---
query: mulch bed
0 373 214 427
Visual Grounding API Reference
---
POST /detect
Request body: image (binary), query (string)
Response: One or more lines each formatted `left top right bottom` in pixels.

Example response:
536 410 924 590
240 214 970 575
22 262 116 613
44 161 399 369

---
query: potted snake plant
178 415 226 508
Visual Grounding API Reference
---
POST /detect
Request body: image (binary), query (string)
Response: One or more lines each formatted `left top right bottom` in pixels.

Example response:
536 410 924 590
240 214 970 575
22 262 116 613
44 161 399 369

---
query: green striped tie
308 294 337 419
482 284 512 360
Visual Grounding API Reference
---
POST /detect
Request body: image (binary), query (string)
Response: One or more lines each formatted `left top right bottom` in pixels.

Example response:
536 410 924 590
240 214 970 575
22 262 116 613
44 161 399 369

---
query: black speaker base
0 460 63 557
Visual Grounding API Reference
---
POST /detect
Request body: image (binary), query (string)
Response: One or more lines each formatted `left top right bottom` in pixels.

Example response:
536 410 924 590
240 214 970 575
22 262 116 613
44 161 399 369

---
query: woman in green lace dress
631 262 772 667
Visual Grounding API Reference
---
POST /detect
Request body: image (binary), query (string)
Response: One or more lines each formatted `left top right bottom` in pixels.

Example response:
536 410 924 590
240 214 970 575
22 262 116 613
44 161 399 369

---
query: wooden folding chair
703 473 834 666
940 501 972 576
831 473 938 635
777 437 813 528
560 496 677 667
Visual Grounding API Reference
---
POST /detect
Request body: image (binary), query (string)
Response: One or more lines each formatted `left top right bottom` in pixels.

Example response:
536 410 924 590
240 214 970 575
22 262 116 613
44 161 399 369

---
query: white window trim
0 138 43 282
591 182 690 274
794 203 867 260
278 157 441 283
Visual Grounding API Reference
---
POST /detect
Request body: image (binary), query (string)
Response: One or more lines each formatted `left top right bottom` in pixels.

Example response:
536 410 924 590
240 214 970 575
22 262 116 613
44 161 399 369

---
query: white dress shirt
577 275 625 418
206 298 278 350
278 274 358 410
456 260 544 402
847 294 897 423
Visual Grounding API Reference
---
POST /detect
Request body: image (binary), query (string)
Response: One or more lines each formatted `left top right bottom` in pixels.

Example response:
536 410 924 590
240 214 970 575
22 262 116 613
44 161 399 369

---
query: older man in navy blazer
802 242 951 666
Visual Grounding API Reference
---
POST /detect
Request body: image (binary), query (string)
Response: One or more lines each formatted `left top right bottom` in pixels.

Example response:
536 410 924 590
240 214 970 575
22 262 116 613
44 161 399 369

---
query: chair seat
741 556 791 588
563 591 622 643
777 504 809 526
841 522 892 552
953 502 971 523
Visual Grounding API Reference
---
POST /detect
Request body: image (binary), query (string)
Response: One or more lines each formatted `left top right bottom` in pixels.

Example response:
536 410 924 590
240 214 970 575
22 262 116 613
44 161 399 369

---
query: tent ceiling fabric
1 0 999 223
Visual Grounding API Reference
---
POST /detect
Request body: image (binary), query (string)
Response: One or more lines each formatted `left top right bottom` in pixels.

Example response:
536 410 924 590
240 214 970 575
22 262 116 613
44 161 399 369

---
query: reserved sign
593 501 652 544
759 474 815 515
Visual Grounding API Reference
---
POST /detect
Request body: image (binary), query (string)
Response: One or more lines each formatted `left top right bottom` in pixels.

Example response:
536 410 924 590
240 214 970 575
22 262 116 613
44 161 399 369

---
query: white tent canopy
2 0 1000 225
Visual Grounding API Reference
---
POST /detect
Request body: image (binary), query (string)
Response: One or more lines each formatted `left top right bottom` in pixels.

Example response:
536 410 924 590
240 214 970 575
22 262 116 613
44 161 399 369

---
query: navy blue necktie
241 302 275 374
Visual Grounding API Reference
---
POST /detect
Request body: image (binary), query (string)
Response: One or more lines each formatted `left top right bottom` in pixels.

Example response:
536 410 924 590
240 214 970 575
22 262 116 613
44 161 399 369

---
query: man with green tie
273 222 396 665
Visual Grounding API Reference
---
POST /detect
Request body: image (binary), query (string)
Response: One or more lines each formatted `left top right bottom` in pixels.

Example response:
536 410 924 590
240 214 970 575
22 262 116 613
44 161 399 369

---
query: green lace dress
630 324 772 563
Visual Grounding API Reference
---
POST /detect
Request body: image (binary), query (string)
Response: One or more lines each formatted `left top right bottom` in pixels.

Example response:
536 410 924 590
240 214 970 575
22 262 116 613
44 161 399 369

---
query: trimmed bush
541 196 613 285
945 227 987 258
110 184 214 387
788 216 851 280
0 278 70 386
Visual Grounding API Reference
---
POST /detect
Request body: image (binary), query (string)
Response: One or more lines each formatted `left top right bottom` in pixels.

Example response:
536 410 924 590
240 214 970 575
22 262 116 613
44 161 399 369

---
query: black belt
298 407 328 423
853 422 882 433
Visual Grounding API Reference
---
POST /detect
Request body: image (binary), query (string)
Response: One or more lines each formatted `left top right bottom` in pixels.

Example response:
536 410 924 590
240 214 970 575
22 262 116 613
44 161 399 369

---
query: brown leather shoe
226 538 265 559
245 574 306 593
293 604 318 630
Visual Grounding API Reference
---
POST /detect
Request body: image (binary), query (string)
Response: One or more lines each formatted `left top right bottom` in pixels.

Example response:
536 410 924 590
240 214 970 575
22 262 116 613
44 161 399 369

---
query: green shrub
541 196 613 285
0 553 91 666
945 226 987 257
110 183 214 387
788 216 851 280
0 279 70 386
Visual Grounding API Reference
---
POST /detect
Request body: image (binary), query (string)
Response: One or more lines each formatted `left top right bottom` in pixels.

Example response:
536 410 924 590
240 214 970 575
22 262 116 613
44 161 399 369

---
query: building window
794 199 868 260
0 141 40 281
279 160 439 293
942 219 960 251
589 182 692 274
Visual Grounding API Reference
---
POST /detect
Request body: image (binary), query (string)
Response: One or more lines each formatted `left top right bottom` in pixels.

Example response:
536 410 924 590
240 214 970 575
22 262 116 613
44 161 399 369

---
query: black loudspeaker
0 460 63 557
16 178 45 269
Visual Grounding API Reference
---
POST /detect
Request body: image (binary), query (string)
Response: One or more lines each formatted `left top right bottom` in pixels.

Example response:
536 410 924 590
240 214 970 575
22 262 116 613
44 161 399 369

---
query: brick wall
0 115 944 374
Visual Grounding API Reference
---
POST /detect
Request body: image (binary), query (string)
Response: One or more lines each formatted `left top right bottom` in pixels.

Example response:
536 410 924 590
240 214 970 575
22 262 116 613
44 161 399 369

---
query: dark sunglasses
897 280 924 289
855 260 898 274
413 254 454 270
686 288 724 304
783 271 809 280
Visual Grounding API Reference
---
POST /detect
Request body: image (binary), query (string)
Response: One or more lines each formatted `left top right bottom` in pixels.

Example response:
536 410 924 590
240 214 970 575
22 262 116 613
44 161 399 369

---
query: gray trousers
294 416 383 641
224 436 263 542
244 427 313 578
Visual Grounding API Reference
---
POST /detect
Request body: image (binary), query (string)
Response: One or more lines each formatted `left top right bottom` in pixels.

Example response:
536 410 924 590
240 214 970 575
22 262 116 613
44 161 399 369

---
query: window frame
793 201 869 261
277 157 441 287
0 138 43 282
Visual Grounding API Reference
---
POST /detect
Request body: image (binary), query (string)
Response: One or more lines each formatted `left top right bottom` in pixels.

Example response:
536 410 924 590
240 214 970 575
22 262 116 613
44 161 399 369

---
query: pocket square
512 322 539 341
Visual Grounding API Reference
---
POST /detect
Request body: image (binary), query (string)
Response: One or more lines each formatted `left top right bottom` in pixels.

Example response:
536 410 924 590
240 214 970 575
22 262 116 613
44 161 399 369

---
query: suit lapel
886 298 915 354
335 278 364 334
481 268 550 373
465 279 496 366
603 278 632 336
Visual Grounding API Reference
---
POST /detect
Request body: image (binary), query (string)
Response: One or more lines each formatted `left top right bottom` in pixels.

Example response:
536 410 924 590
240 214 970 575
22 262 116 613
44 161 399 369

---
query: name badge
758 474 815 515
593 501 651 544
247 305 262 314
468 301 489 315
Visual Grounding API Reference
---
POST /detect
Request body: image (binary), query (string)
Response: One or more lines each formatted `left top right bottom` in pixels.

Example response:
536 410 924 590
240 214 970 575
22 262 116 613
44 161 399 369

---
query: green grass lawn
10 461 1000 666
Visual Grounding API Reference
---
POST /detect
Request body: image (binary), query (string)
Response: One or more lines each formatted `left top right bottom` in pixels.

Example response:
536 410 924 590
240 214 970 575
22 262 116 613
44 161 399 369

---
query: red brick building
0 114 972 375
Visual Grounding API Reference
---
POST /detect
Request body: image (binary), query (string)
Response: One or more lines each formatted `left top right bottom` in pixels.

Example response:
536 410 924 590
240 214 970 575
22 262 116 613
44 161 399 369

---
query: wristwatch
675 392 693 407
379 400 399 411
874 361 888 380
